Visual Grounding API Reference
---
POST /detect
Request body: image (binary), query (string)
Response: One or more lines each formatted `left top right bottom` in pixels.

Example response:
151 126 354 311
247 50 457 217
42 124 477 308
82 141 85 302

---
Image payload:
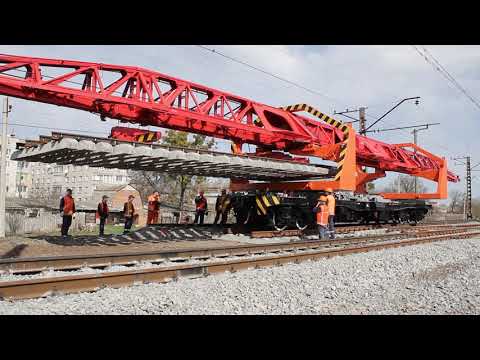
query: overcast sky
0 45 478 195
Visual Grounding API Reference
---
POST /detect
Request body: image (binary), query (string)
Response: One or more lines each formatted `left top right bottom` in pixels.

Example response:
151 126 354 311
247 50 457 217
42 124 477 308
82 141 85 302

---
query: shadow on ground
1 244 29 258
29 226 227 247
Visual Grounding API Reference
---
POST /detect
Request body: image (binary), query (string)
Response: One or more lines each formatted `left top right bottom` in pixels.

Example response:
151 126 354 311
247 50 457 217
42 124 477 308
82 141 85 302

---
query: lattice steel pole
466 156 472 220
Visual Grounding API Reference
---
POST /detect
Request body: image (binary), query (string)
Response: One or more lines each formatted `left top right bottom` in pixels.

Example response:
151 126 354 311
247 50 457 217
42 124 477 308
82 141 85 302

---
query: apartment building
30 163 131 201
3 133 131 201
0 134 29 198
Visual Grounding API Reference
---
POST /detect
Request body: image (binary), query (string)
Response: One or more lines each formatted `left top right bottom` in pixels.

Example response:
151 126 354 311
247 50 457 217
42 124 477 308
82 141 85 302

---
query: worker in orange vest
147 191 161 225
325 187 336 239
194 191 208 225
59 188 76 238
314 196 329 240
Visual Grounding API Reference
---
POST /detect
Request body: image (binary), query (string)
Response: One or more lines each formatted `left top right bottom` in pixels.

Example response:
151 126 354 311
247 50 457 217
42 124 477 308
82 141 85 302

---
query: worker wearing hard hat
325 188 336 239
314 196 329 240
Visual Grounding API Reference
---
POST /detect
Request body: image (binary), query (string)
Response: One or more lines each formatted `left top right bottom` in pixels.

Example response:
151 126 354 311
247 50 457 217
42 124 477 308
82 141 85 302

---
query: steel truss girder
0 53 458 183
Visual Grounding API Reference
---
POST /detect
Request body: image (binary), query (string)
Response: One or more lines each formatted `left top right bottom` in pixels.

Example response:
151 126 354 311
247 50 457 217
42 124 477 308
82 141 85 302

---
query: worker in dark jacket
59 188 76 238
213 189 231 226
123 195 136 234
194 191 208 225
97 195 109 236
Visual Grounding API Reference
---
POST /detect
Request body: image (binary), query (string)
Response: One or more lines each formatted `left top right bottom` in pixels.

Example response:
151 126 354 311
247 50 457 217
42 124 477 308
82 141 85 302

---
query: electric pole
411 124 439 194
412 128 420 194
453 156 477 221
466 156 472 220
359 107 366 136
0 97 10 238
333 107 368 137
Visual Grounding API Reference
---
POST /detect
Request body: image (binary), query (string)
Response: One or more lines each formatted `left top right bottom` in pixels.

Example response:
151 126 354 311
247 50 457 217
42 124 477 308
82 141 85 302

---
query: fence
5 211 87 235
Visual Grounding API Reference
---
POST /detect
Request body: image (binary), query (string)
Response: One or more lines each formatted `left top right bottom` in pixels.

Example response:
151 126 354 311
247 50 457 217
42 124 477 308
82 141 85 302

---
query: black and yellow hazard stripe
146 132 155 142
255 193 281 215
137 132 158 143
281 103 349 181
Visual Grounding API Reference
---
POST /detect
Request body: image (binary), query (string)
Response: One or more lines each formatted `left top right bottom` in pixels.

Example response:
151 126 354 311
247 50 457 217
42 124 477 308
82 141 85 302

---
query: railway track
1 224 479 300
145 221 479 239
2 224 476 275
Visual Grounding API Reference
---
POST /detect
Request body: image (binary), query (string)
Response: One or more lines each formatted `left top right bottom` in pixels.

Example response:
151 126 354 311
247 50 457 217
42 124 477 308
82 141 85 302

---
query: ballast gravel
1 237 480 315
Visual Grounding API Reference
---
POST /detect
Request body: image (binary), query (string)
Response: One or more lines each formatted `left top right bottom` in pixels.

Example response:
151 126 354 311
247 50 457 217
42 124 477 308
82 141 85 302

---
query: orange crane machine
0 53 459 229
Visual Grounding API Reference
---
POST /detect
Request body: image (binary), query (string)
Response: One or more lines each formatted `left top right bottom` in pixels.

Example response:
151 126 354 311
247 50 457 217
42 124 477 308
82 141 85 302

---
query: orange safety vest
196 196 207 211
316 204 329 226
63 195 75 216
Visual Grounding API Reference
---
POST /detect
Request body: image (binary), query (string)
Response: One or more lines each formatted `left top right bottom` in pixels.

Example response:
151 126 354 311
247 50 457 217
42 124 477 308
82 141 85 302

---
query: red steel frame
0 53 459 199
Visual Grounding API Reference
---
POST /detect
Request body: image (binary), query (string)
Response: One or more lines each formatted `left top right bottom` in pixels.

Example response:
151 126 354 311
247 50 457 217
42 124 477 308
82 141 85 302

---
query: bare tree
448 190 465 214
5 213 23 235
128 170 171 203
381 175 427 194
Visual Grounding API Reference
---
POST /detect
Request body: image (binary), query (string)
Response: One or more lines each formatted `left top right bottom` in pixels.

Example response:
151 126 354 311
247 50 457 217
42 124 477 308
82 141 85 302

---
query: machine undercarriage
229 191 432 231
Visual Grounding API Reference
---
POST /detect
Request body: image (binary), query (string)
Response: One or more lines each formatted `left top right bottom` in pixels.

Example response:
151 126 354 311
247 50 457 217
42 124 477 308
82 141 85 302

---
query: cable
3 122 107 135
412 45 480 111
195 45 350 108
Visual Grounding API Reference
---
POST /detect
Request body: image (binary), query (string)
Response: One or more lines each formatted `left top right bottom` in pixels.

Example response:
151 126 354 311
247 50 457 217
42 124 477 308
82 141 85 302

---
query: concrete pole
0 97 9 238
359 107 366 136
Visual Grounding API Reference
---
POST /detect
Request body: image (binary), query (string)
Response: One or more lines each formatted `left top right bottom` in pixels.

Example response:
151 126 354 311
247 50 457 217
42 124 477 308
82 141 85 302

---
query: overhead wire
2 121 108 136
412 45 480 111
195 45 351 109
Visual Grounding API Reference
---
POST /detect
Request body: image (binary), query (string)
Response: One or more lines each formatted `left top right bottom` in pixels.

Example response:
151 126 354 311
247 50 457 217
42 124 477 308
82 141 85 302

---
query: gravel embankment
1 237 479 315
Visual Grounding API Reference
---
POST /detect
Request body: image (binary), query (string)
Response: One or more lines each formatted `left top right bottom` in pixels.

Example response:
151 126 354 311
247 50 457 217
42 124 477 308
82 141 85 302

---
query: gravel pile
1 237 479 315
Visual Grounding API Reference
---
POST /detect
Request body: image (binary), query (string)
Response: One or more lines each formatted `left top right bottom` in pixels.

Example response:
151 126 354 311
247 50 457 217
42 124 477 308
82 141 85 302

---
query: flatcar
229 191 432 231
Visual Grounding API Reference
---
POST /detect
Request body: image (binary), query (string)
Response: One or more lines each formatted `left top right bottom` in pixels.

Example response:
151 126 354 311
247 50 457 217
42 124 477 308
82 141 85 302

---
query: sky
0 45 478 196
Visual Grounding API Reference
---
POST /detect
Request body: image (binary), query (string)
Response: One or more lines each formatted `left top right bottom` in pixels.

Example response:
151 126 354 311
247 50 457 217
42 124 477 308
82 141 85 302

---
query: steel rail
1 225 478 274
1 229 479 300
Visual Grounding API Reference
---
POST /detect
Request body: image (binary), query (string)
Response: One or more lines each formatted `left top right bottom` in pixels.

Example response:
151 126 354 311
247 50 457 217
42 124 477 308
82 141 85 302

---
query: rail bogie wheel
270 208 289 231
295 212 309 231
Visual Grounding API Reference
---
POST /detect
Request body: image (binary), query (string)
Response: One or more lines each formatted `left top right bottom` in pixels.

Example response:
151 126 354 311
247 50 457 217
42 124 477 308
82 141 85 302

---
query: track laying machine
0 53 460 229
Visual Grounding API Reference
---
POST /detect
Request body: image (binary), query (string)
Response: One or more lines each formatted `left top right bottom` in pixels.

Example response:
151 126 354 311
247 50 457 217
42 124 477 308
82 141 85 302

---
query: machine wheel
295 211 309 231
243 210 252 225
271 209 289 231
